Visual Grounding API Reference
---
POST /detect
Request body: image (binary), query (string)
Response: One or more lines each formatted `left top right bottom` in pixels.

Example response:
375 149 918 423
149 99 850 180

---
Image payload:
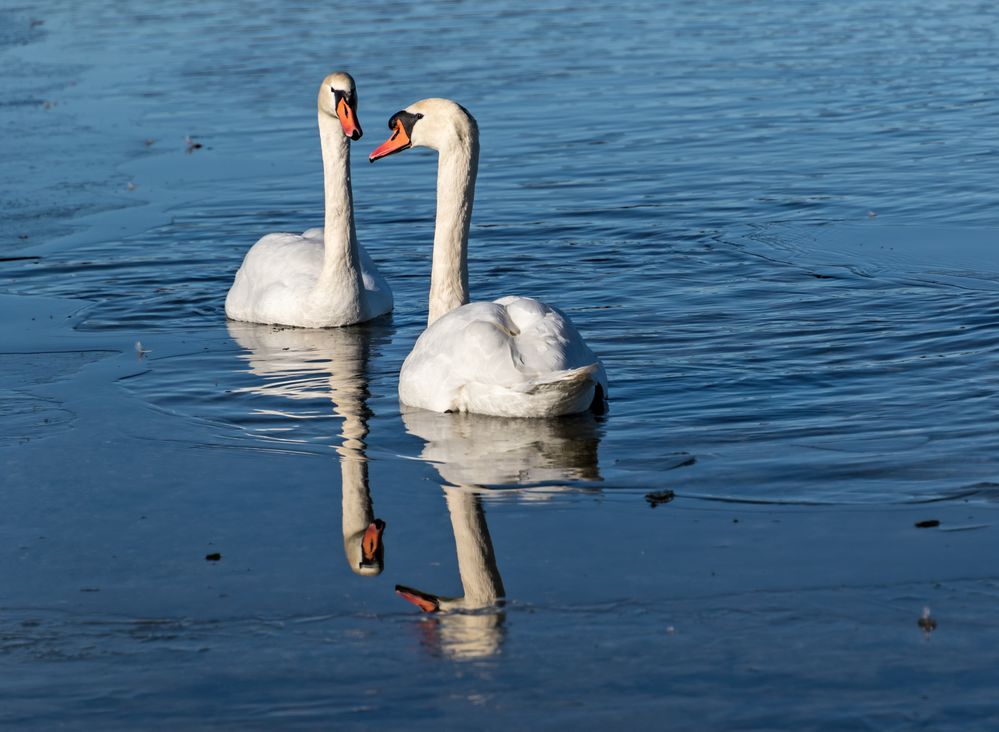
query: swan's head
344 519 385 576
369 98 477 162
319 71 362 141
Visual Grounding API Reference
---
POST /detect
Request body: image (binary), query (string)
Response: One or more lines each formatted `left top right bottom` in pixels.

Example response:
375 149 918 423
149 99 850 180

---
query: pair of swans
226 72 607 418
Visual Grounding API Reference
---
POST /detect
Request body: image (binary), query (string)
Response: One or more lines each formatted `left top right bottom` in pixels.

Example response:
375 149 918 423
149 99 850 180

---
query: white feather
400 297 607 417
225 228 391 327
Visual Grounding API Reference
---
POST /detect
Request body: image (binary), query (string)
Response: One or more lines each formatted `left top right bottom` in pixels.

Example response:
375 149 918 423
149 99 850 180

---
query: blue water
3 1 999 728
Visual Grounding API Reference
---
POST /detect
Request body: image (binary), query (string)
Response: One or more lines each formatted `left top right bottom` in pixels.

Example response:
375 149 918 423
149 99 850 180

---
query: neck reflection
226 320 387 577
397 409 603 660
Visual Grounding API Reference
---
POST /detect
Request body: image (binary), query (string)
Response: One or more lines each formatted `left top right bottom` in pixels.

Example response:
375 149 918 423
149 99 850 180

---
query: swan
369 98 607 417
225 72 392 328
226 321 387 576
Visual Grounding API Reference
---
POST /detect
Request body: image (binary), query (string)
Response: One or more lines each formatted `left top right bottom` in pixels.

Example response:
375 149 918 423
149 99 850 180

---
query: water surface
2 1 999 728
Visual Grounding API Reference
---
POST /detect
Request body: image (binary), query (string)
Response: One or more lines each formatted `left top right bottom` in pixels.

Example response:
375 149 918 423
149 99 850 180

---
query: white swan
226 321 386 576
369 98 606 417
226 72 392 328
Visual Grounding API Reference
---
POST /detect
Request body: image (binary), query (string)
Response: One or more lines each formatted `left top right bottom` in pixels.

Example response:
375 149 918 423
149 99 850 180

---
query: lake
2 1 998 729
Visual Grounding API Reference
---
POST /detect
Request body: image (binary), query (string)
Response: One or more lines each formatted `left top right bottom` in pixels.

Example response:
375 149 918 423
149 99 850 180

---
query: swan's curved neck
428 131 479 326
444 487 505 606
318 114 362 282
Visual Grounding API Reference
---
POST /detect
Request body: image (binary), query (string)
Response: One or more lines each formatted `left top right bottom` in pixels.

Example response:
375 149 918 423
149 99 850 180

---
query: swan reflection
397 409 603 659
226 320 387 576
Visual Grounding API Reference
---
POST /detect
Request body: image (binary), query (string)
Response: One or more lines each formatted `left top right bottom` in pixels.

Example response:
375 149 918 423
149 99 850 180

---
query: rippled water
3 1 999 728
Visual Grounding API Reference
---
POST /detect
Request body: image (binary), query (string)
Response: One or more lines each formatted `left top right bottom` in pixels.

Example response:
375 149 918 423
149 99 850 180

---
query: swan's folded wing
399 303 516 412
225 232 325 322
357 244 394 312
400 299 606 416
495 296 605 381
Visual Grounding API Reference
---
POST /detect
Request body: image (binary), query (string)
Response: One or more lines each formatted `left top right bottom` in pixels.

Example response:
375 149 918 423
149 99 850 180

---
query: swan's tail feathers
517 363 598 391
500 364 604 417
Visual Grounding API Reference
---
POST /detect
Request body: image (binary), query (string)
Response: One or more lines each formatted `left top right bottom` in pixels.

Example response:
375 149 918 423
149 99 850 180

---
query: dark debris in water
205 552 221 561
919 607 937 633
914 519 940 529
645 490 675 508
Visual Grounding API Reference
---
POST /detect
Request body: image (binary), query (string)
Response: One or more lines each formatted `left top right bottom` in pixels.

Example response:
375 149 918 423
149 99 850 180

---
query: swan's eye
332 88 354 105
387 111 422 133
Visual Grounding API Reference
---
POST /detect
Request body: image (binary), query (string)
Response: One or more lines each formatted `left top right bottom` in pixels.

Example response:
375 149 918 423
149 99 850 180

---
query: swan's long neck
318 114 363 288
443 487 505 607
427 131 479 326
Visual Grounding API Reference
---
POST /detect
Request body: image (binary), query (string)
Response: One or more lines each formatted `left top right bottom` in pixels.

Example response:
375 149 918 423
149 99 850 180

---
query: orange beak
369 119 412 162
361 520 384 562
395 585 440 613
336 96 362 141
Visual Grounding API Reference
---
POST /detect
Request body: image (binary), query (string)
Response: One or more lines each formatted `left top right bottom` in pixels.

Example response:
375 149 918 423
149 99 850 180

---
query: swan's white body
371 98 605 417
226 228 391 327
226 73 392 328
400 297 605 417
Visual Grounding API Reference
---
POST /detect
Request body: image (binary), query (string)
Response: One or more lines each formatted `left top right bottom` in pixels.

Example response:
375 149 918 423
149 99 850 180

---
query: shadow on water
226 319 390 577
